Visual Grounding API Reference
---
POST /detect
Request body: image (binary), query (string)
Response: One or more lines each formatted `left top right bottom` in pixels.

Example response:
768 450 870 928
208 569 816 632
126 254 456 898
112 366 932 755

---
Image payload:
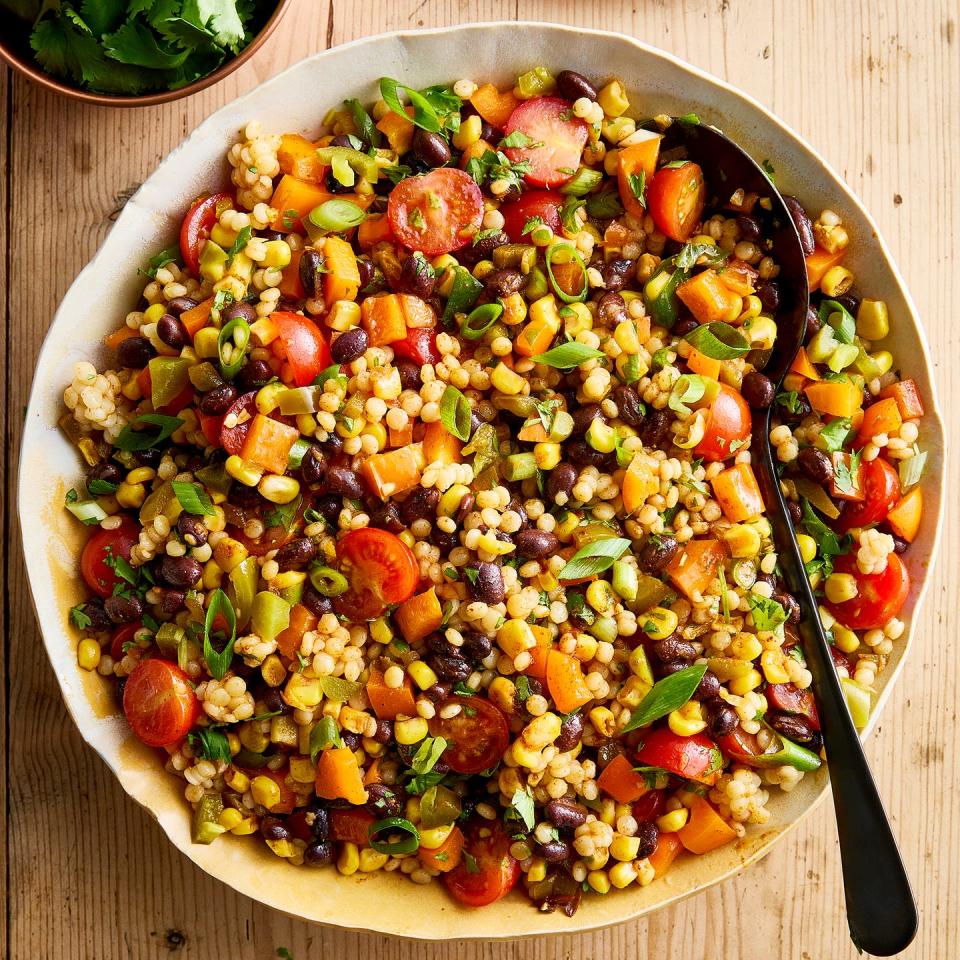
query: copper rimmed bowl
0 1 291 107
18 22 945 939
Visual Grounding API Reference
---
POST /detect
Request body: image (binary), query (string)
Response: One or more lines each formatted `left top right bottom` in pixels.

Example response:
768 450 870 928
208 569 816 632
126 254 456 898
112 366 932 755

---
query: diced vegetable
804 380 864 418
323 235 362 307
648 833 683 877
315 747 368 804
666 539 726 599
711 463 765 522
277 133 327 184
361 294 408 346
276 603 318 660
676 794 737 854
886 486 923 542
856 397 902 446
360 443 426 499
546 650 593 713
805 245 846 289
239 414 299 475
676 269 742 324
879 379 925 420
394 587 444 644
469 83 522 128
596 753 651 804
423 420 463 464
616 134 662 217
366 666 418 720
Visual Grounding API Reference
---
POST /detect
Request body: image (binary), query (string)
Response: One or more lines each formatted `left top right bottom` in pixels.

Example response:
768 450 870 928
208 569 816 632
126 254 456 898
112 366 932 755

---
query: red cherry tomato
765 683 821 730
235 494 307 557
334 528 419 620
110 622 141 661
499 189 564 241
392 327 440 365
198 411 224 448
179 192 232 276
123 659 199 748
646 162 706 242
635 728 723 785
219 391 258 455
428 696 510 774
388 168 484 256
715 726 763 762
825 552 910 630
632 789 668 823
836 458 901 533
80 517 140 598
693 383 752 461
503 97 589 188
272 311 334 387
444 820 520 907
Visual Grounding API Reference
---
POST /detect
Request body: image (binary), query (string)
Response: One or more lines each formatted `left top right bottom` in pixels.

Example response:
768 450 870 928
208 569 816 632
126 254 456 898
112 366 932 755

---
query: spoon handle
752 414 918 956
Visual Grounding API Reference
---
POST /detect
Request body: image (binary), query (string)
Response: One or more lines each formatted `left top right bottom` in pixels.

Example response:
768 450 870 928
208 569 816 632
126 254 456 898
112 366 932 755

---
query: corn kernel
419 824 454 850
641 607 678 641
760 649 791 684
562 301 593 337
587 869 611 894
529 293 562 329
796 533 817 565
832 624 860 653
225 455 264 487
77 638 101 671
497 618 535 657
825 573 858 604
395 717 429 745
610 834 642 862
225 768 250 793
656 808 689 833
488 676 517 715
361 421 387 450
668 701 706 737
744 314 777 349
289 757 316 784
532 441 561 471
452 114 483 150
213 536 249 573
589 706 616 737
501 292 527 326
407 660 438 690
283 672 323 709
597 79 629 117
730 632 763 661
231 817 258 835
358 848 389 872
251 775 282 810
821 265 854 298
115 481 146 509
126 466 156 485
437 483 470 518
628 645 654 684
337 842 360 875
490 363 526 395
728 668 763 696
522 712 562 749
723 523 762 558
258 474 301 504
856 299 889 341
617 675 653 709
144 302 167 324
526 857 547 883
262 239 292 269
586 579 616 616
369 617 393 645
608 860 639 888
218 807 245 831
512 739 542 769
255 381 287 415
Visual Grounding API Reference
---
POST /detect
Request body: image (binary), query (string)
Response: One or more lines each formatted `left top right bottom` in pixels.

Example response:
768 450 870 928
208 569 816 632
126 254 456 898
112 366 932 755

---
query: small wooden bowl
0 1 292 107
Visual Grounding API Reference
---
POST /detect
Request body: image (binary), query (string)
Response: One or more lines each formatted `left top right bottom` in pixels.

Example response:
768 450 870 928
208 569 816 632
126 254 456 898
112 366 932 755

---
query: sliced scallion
460 302 503 340
369 816 420 855
545 241 588 303
308 199 367 233
217 317 251 380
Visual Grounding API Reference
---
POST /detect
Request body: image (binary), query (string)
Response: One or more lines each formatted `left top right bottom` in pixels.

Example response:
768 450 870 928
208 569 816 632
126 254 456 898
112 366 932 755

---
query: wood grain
3 1 957 957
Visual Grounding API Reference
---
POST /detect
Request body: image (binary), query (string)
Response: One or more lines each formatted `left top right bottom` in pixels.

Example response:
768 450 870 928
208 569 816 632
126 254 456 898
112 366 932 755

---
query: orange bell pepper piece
789 345 821 382
278 248 305 299
596 754 650 804
517 420 550 442
804 380 863 418
399 294 436 328
422 420 463 464
676 269 743 324
418 826 464 873
716 259 758 296
887 486 923 542
677 794 737 854
459 139 495 171
239 414 300 475
315 747 367 804
622 451 661 514
686 346 721 381
617 135 662 217
805 245 846 289
856 397 902 446
469 83 521 129
546 650 593 714
104 326 139 350
330 807 375 845
515 314 560 356
361 293 408 346
323 235 362 307
648 833 683 877
360 443 425 499
388 421 414 448
376 107 415 154
179 296 214 338
358 213 395 251
879 379 925 420
269 175 333 232
394 587 444 644
366 665 418 720
711 463 765 522
666 539 726 599
275 603 318 660
277 133 327 184
524 625 553 681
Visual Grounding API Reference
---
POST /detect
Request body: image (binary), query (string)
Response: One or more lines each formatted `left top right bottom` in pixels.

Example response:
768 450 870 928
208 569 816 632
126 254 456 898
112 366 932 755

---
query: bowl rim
0 0 292 107
17 19 946 939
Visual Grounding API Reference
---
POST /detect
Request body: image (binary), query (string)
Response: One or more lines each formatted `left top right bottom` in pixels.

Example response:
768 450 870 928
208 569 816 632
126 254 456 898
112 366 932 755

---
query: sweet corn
533 441 562 471
529 294 562 329
796 533 817 565
642 607 678 641
628 646 654 684
744 314 777 349
359 848 390 872
337 842 360 875
407 660 438 691
501 292 527 326
452 114 483 150
655 808 689 833
821 265 854 297
261 654 287 687
126 466 156 485
488 676 518 715
526 857 547 883
562 302 593 337
813 220 849 254
255 381 287 414
585 848 610 870
258 474 301 504
262 239 292 269
668 700 706 736
419 824 454 850
617 675 653 709
522 712 562 748
856 299 889 341
327 299 362 331
77 638 101 671
490 362 527 395
589 706 616 737
587 870 611 894
395 717 429 745
608 860 639 889
511 739 543 769
251 775 282 810
225 455 264 486
610 834 642 862
369 617 393 645
144 302 167 324
586 579 616 616
230 817 258 836
202 559 223 589
760 649 791 684
723 523 762 558
115 481 146 509
497 618 535 657
597 79 629 117
218 807 245 831
213 536 249 573
265 836 295 859
832 624 861 653
225 768 250 793
728 668 763 696
730 632 763 662
283 672 323 709
825 572 858 604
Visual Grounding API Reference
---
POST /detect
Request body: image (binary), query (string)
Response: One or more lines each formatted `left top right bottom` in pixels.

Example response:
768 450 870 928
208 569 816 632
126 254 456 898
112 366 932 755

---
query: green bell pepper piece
315 146 379 186
191 793 226 844
228 556 259 632
148 356 192 410
251 591 291 643
442 266 484 326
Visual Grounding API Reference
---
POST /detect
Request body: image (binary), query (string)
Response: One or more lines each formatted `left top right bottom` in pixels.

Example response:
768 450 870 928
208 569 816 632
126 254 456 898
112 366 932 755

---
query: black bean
331 327 369 364
773 589 801 625
158 555 202 589
479 121 498 142
835 293 861 315
461 633 493 661
260 818 290 842
704 699 738 738
540 840 571 863
373 719 394 744
133 447 162 468
327 464 363 499
413 129 451 167
614 384 644 427
787 500 803 525
782 195 815 256
555 712 584 752
368 501 405 534
756 280 780 313
601 258 635 293
741 371 775 409
692 670 721 701
177 513 209 546
236 359 273 390
461 230 508 264
484 268 526 298
165 296 199 317
304 840 335 866
396 360 422 391
767 711 816 743
117 336 155 369
797 447 833 484
431 527 459 552
672 316 699 336
104 594 143 624
803 306 822 339
656 659 692 679
455 492 476 525
545 799 588 832
567 437 608 467
755 572 777 590
635 822 659 860
81 597 113 632
400 486 439 525
515 529 559 559
157 589 184 616
596 742 624 769
889 532 909 555
157 314 188 350
425 681 453 703
546 463 577 503
357 256 380 291
556 70 598 102
396 253 437 298
221 300 257 325
300 447 327 487
637 535 680 574
89 460 122 487
301 586 333 618
429 653 471 682
365 783 403 818
638 409 671 449
596 291 627 325
297 249 324 299
275 537 317 571
735 214 762 242
198 384 237 416
472 562 505 605
340 731 361 751
652 636 697 662
571 403 602 435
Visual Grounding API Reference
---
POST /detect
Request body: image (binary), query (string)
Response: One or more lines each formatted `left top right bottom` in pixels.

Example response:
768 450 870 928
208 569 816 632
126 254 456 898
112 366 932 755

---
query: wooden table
2 2 957 957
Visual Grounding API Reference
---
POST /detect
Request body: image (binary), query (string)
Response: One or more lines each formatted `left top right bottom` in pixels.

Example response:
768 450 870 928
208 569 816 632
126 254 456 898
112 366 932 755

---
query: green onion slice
309 199 367 233
439 385 472 441
683 321 751 360
460 302 503 340
203 588 237 681
171 480 215 516
369 816 420 855
309 564 349 597
545 241 588 304
217 317 251 380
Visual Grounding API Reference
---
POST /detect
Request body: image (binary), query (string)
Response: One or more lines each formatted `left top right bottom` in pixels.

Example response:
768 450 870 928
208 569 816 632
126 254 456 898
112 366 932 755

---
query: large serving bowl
19 22 945 940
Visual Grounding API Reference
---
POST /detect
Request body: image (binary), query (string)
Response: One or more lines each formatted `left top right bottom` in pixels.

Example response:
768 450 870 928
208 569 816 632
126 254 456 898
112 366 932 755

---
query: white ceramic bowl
19 22 945 940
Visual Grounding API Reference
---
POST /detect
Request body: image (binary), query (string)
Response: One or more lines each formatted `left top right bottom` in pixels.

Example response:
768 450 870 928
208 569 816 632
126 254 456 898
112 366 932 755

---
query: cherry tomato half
110 622 141 661
825 552 910 630
499 189 564 241
694 383 752 462
392 327 440 365
715 725 763 762
503 97 589 188
444 820 520 907
428 695 510 774
765 682 821 730
123 659 199 748
220 391 258 455
272 311 334 387
334 528 419 620
80 517 140 598
836 457 901 533
235 494 307 557
180 192 232 276
635 728 723 785
388 168 484 256
646 161 706 242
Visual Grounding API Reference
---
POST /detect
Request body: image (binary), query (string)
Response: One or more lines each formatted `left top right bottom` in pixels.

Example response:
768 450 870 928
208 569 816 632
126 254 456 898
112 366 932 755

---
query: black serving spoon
659 120 918 956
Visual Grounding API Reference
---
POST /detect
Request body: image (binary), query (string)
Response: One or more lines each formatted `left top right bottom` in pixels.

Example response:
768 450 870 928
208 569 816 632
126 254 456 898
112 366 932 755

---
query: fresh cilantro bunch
5 0 272 95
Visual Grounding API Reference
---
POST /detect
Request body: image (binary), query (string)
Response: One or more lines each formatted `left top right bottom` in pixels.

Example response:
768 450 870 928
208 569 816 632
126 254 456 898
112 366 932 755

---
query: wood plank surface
3 1 957 957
